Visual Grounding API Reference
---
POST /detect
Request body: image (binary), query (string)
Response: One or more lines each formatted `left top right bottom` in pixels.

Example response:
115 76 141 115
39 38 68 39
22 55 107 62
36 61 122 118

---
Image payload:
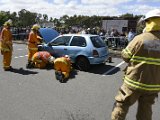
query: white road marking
17 48 27 50
17 49 23 50
14 55 28 59
103 61 125 75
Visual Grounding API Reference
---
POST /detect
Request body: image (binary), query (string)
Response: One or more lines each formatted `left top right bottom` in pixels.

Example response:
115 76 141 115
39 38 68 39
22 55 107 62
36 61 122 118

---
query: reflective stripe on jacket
122 31 160 92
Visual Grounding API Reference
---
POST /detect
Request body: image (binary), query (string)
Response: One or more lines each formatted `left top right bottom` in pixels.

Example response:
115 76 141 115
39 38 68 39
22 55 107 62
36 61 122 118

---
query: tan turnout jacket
122 31 160 92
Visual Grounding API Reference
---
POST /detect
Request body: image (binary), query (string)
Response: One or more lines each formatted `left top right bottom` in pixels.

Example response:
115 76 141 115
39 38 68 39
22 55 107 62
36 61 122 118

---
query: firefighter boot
55 71 65 83
26 61 34 69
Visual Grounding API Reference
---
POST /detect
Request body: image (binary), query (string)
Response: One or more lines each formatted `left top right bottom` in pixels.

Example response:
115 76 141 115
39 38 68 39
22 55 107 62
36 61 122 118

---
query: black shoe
4 66 13 71
9 66 13 70
4 68 10 71
55 71 62 80
26 62 34 69
55 71 65 82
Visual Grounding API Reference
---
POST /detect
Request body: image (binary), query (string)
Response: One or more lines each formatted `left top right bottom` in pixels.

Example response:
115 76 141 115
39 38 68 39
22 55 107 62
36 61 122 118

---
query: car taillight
93 50 99 57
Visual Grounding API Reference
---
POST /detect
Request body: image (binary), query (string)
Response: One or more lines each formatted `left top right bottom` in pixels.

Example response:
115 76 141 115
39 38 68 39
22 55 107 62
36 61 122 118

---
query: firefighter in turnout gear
26 24 42 68
111 9 160 120
54 55 72 83
30 51 55 69
0 20 13 71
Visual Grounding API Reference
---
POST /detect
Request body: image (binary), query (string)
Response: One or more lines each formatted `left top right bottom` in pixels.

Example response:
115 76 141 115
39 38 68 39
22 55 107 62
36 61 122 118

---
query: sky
0 0 160 18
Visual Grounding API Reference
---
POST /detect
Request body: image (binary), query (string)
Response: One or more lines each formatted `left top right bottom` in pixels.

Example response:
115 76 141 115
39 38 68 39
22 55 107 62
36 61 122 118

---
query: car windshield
50 36 71 46
90 36 106 48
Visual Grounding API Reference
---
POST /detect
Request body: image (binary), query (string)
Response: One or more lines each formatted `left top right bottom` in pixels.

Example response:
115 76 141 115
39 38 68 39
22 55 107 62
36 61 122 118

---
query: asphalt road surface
0 43 159 120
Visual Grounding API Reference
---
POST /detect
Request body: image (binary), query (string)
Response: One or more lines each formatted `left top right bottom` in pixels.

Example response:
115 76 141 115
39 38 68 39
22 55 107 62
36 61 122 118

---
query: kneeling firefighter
54 55 72 82
28 51 55 69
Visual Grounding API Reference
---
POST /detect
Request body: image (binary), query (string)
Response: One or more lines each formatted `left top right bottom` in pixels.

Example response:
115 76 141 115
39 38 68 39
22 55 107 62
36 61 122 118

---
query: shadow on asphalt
70 69 78 79
9 67 38 75
88 64 120 75
56 69 78 83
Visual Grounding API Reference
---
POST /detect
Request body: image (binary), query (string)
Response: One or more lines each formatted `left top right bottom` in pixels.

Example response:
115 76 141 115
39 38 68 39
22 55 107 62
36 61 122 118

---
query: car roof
60 34 99 37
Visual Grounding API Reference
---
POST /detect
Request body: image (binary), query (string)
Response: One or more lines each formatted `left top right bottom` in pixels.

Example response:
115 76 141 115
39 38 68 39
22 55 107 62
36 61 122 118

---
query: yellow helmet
3 19 12 26
31 24 40 30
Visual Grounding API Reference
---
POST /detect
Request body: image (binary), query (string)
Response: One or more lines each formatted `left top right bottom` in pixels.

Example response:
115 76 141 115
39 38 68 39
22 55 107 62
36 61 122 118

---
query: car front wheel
76 57 90 71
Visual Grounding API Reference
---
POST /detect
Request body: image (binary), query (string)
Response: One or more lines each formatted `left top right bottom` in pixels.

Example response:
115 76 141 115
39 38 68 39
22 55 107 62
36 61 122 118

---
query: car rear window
90 36 106 48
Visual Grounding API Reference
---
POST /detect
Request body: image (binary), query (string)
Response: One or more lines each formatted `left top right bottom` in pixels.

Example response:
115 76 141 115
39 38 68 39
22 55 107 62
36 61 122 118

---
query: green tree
120 13 134 18
43 14 48 22
0 11 10 26
18 9 37 27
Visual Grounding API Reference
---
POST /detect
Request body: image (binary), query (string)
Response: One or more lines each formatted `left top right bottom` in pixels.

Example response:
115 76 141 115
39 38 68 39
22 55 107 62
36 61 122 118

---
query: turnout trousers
2 51 12 70
111 83 158 120
28 48 38 62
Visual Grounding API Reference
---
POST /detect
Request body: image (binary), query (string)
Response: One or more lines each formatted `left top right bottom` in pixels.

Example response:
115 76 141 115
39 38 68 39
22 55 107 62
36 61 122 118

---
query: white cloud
137 0 160 2
81 0 132 5
0 0 159 18
54 0 64 4
122 4 159 16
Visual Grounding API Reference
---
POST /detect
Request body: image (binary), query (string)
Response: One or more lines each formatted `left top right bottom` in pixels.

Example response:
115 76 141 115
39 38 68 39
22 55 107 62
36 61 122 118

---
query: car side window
90 36 105 48
70 36 86 47
50 36 71 46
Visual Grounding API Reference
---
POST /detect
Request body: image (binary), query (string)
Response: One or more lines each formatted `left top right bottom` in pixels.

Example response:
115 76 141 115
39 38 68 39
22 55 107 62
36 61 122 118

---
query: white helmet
144 9 160 20
64 55 70 60
48 56 55 63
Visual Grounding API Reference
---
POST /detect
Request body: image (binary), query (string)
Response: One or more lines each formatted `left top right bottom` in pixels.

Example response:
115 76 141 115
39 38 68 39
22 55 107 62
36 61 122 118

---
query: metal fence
12 33 28 41
103 36 128 49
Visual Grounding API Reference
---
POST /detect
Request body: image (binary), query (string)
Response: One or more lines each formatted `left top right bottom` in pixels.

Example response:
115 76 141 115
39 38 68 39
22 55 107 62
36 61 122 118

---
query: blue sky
0 0 159 18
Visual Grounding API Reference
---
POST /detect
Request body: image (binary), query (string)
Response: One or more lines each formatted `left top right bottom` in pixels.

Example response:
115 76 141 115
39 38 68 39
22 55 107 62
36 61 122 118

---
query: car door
66 36 87 62
48 36 71 57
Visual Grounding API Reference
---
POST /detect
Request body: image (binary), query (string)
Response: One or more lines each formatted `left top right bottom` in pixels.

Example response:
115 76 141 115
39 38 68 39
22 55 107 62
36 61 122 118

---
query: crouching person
27 51 54 69
54 55 72 83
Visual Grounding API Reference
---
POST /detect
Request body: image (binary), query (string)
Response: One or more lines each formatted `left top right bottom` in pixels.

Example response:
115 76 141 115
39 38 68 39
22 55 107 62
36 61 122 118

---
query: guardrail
103 36 128 49
12 33 28 41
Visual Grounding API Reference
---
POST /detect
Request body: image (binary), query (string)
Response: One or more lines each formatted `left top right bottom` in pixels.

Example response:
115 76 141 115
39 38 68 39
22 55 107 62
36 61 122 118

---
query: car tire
76 57 90 71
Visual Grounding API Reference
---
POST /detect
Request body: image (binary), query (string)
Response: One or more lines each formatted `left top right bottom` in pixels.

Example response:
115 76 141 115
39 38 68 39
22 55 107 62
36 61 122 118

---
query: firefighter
111 9 160 120
0 20 13 71
26 24 42 68
30 51 54 69
54 55 72 83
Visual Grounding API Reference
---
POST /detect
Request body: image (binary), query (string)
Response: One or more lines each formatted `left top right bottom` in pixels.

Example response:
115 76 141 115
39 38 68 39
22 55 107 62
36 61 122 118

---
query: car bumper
88 55 109 64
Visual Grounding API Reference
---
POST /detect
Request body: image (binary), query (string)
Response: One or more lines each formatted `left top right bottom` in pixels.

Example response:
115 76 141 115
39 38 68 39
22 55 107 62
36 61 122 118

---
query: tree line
0 9 144 33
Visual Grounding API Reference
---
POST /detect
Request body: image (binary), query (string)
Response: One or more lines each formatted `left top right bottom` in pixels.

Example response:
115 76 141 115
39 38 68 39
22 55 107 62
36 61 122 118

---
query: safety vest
32 51 51 63
0 27 12 52
122 31 160 92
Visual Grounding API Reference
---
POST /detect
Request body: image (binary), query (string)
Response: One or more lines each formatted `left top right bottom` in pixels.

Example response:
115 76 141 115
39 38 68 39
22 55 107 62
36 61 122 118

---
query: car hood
39 28 59 43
